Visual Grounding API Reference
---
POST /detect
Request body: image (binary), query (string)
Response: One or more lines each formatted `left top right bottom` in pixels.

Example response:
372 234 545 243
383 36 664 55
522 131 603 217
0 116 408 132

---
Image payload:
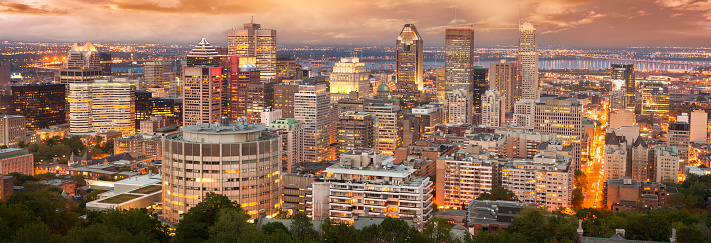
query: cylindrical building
162 119 281 223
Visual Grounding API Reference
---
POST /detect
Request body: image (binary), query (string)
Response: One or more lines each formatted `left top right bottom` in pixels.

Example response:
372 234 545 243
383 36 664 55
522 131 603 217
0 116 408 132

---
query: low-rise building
282 173 316 215
466 200 525 235
0 115 26 148
501 150 573 210
605 177 677 212
0 148 33 176
114 134 162 158
0 176 13 202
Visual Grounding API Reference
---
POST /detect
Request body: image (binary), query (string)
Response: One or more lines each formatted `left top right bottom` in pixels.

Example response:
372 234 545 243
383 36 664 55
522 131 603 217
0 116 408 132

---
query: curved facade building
162 119 281 223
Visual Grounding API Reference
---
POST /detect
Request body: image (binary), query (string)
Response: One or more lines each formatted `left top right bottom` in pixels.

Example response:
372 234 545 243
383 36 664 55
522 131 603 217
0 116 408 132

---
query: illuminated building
609 79 627 110
435 68 445 101
276 55 298 80
228 21 277 82
481 89 506 127
604 132 628 181
314 150 433 225
395 24 423 100
667 122 690 171
609 109 634 129
533 99 583 170
245 82 274 122
435 145 497 209
68 79 135 136
185 38 221 67
652 144 679 183
488 61 518 111
139 117 173 135
183 65 222 126
10 84 66 130
518 22 539 99
161 120 282 223
144 61 174 91
496 128 554 159
690 110 707 143
270 118 303 173
611 64 635 110
99 53 111 76
513 99 536 127
472 67 488 113
444 26 475 98
405 104 443 136
329 57 370 102
0 116 26 148
446 89 473 125
630 136 651 182
274 82 300 118
228 56 260 121
641 81 669 123
501 150 572 211
365 104 402 156
295 83 331 162
337 111 375 154
0 148 33 176
0 61 9 85
114 134 162 159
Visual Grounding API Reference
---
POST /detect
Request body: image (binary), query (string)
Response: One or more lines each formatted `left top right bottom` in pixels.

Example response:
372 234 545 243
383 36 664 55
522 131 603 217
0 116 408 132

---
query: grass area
99 194 141 204
130 185 162 194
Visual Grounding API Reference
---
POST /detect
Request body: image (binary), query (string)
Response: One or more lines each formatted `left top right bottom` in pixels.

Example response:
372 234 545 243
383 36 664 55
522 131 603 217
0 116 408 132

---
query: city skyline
2 0 711 47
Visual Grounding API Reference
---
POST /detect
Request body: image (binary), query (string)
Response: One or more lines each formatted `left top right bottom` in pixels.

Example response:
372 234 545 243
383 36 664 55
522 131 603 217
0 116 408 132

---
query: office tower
182 66 222 126
611 64 635 110
185 38 221 67
406 104 443 136
228 56 261 121
402 116 421 147
228 21 277 82
604 132 628 181
68 79 135 136
260 109 281 125
270 118 303 173
0 61 10 84
667 122 690 171
436 68 445 101
481 89 506 127
133 91 181 130
60 42 103 85
10 84 66 130
329 57 371 102
652 144 679 183
245 83 274 122
99 53 111 76
0 116 26 147
395 24 423 100
609 78 627 111
276 55 297 80
630 136 651 182
472 67 488 113
0 148 33 176
315 150 433 225
489 61 518 111
446 89 473 125
162 120 282 223
281 174 314 214
444 26 475 97
436 146 498 209
518 22 539 99
496 128 554 159
114 134 162 158
135 91 154 131
642 81 669 124
365 104 402 156
690 110 707 143
513 99 536 127
274 82 300 118
533 99 583 170
144 61 174 90
295 84 331 162
502 150 573 211
337 111 375 154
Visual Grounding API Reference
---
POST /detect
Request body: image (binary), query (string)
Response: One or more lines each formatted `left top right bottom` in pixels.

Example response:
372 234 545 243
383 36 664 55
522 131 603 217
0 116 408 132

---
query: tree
7 182 79 235
117 167 133 173
262 222 289 235
208 208 253 237
476 187 519 202
173 193 239 243
572 188 584 208
423 217 455 243
290 213 318 242
321 217 359 243
7 172 37 186
66 223 154 243
359 217 426 243
13 222 61 243
85 189 104 201
91 208 170 242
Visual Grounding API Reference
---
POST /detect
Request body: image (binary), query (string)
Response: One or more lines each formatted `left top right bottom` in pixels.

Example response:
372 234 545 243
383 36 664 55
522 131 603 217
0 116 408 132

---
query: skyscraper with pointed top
395 24 423 101
228 20 277 82
182 38 222 126
518 22 538 99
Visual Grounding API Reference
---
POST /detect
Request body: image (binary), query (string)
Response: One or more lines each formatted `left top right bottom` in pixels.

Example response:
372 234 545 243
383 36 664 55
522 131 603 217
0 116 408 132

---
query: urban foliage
475 187 519 202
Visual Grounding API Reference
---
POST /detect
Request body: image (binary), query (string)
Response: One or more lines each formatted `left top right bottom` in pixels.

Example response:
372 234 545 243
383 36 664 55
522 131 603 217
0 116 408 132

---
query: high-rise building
0 116 26 148
435 68 445 101
144 61 174 90
436 146 498 209
630 136 651 182
472 67 488 113
406 104 443 136
489 61 518 111
162 120 282 223
609 78 627 111
502 150 572 211
395 24 423 100
604 132 628 181
533 99 583 170
329 57 370 102
667 122 690 171
496 128 554 159
276 55 298 80
642 81 669 124
274 82 300 118
68 79 135 136
652 144 679 183
99 53 112 76
228 57 261 121
444 26 475 97
182 66 222 126
114 134 162 158
11 84 66 130
513 99 536 127
134 91 182 132
295 84 331 162
228 21 277 82
690 110 707 143
270 118 303 173
314 150 433 225
611 64 635 110
337 111 375 154
481 89 506 127
446 89 473 125
518 22 539 99
245 83 274 123
365 104 402 156
0 61 10 85
185 38 221 67
59 42 103 85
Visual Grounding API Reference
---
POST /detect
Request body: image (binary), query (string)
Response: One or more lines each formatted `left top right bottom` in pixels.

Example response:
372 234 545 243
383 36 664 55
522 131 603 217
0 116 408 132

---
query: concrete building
245 83 275 123
444 26 475 98
281 173 315 214
496 128 554 159
329 57 371 102
481 89 506 127
447 89 473 125
518 22 539 99
0 115 26 148
228 21 277 82
395 24 424 100
405 105 443 136
465 200 526 235
295 84 331 162
11 84 66 130
114 134 162 159
139 116 173 135
260 109 282 126
436 68 446 101
690 110 707 143
314 150 433 225
630 137 651 182
0 61 9 85
488 61 518 111
273 82 300 118
228 57 261 120
365 104 402 156
604 132 628 181
605 177 677 212
182 65 222 126
0 148 33 176
161 119 282 223
143 61 175 95
609 109 635 129
667 122 690 171
270 118 303 173
652 144 679 183
642 81 669 125
513 99 536 127
436 146 498 209
502 150 572 210
59 42 103 86
611 64 635 111
337 112 375 154
533 99 583 170
69 79 135 136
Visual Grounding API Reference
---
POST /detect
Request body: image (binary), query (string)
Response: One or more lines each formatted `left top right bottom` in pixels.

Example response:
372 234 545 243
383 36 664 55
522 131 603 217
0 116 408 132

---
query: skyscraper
365 104 402 156
143 61 174 90
395 24 423 100
337 111 375 154
227 56 260 121
481 89 506 127
68 79 135 136
642 81 669 125
294 83 331 162
444 26 475 96
447 89 473 125
329 57 370 102
183 39 223 126
518 22 538 99
489 61 518 111
611 64 635 110
60 42 103 85
11 84 66 130
472 66 488 113
533 99 583 170
228 21 277 82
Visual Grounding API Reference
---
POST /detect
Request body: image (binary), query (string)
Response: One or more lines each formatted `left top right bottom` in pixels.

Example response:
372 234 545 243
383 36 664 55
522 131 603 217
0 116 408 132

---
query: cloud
0 1 68 15
104 0 270 14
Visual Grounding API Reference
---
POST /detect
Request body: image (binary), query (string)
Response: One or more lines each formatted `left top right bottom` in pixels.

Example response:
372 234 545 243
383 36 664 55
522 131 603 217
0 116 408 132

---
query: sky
2 0 711 48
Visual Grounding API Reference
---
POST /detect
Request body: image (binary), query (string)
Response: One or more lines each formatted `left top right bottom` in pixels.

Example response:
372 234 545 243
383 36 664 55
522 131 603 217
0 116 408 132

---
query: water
112 66 143 73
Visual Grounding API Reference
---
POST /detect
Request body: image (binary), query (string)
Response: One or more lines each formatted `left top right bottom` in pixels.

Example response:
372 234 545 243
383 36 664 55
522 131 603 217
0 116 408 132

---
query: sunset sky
2 0 711 47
